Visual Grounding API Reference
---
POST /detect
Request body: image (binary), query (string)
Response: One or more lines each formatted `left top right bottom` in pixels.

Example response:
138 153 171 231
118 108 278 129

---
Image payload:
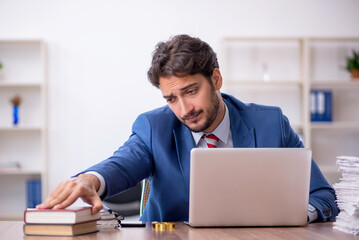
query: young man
37 35 339 223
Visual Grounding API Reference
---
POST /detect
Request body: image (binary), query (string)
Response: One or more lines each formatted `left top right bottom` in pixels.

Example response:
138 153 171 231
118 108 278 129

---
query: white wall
0 0 359 195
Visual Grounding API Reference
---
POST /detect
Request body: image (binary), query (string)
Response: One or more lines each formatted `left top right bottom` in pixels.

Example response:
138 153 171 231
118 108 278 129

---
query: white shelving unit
306 38 359 185
220 37 359 186
0 40 47 220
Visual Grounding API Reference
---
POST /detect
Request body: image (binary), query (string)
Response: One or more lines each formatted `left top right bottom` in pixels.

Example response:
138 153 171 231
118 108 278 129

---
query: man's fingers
53 190 81 210
80 188 103 215
36 181 70 209
50 180 87 209
91 196 103 215
53 189 102 215
37 179 83 209
36 175 102 212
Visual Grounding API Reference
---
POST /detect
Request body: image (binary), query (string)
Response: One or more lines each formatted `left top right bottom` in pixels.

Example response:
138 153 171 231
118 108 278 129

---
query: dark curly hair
147 34 219 88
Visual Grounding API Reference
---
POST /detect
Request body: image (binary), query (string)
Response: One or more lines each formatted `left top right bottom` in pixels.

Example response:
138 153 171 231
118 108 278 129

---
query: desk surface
1 221 358 240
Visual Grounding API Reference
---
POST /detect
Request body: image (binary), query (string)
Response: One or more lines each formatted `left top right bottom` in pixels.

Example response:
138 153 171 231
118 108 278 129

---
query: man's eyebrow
163 83 198 99
180 83 197 91
163 93 174 99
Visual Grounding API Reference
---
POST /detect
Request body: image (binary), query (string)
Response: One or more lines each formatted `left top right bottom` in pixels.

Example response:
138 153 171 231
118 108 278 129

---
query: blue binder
311 90 332 122
26 179 42 208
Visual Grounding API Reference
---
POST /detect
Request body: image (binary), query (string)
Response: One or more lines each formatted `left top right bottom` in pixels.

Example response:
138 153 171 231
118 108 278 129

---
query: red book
24 207 100 224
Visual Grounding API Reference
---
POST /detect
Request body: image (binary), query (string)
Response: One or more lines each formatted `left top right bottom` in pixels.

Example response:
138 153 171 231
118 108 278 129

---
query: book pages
97 208 123 229
333 156 359 235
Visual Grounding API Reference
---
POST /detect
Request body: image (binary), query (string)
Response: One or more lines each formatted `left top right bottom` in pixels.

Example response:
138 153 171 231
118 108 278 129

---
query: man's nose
179 98 193 117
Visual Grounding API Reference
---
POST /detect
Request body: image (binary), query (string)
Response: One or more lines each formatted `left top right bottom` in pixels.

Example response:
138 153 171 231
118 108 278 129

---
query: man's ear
211 68 223 90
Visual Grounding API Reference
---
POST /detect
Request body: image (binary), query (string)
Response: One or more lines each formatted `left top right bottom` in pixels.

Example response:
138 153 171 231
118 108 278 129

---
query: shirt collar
192 102 230 146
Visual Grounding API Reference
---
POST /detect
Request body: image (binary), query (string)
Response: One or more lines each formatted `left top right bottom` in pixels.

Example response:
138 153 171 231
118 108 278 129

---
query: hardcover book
23 220 98 236
24 206 101 224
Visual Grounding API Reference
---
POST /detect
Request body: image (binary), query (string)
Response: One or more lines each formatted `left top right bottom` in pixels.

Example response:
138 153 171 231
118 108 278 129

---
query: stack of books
333 156 359 235
97 208 123 229
24 207 101 236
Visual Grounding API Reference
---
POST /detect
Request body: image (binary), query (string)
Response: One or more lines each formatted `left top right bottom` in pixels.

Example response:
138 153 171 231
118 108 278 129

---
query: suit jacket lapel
173 123 195 196
225 98 256 148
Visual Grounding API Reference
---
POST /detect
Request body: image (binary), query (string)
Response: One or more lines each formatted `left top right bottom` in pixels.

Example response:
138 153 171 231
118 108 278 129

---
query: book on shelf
23 220 98 236
24 206 101 224
310 90 332 122
26 179 41 208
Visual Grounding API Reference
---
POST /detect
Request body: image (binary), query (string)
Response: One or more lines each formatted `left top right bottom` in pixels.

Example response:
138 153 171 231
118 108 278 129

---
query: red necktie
201 134 219 148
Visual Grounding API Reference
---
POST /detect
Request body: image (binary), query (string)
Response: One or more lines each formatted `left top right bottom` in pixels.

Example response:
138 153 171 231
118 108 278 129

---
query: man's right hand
36 174 103 215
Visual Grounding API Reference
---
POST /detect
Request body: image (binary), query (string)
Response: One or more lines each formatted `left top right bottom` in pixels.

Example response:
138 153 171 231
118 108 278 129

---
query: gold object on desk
152 222 175 231
165 222 175 230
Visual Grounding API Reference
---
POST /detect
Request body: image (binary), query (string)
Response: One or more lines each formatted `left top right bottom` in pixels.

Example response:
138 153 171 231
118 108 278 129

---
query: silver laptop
188 148 312 227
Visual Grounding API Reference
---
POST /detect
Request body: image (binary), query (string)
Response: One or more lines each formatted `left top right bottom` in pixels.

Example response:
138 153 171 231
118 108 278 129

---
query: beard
181 91 220 133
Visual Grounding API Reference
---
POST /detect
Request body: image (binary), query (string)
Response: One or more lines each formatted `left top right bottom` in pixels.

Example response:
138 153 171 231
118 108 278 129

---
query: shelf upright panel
40 40 48 202
0 39 47 220
302 38 311 148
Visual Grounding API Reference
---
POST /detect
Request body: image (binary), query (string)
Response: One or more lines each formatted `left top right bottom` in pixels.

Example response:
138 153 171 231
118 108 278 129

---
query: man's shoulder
136 105 179 124
142 105 175 117
132 105 180 136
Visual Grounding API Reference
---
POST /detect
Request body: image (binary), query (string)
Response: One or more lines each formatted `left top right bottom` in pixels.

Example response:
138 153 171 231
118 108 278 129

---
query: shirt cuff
307 204 318 223
84 171 106 197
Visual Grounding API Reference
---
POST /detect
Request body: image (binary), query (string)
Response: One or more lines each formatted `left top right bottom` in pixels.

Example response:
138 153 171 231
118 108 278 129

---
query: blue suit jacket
84 93 339 222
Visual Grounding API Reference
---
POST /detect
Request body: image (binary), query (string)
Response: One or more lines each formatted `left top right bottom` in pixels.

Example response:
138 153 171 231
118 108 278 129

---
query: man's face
159 73 221 133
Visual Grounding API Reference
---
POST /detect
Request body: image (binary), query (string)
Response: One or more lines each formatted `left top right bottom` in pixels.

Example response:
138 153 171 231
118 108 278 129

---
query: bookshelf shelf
311 121 359 130
221 37 359 186
291 123 304 133
0 126 42 131
0 82 42 88
311 80 359 88
225 80 302 86
0 40 47 220
0 170 42 176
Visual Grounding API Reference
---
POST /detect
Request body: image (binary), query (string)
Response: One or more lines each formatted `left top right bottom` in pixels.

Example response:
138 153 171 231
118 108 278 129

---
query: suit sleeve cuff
307 204 318 223
84 171 106 197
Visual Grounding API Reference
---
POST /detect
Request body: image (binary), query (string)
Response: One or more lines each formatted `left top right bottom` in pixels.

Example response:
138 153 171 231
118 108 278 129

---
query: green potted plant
346 50 359 79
